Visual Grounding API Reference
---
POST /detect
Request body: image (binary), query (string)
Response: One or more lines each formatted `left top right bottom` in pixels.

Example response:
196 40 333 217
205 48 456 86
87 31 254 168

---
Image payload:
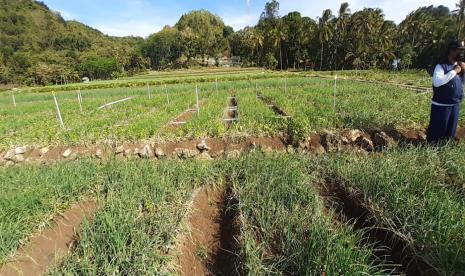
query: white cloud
94 20 162 37
223 14 255 30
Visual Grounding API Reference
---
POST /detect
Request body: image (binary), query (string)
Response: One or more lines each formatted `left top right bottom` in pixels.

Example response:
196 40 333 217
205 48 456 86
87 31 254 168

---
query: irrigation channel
168 100 204 130
256 93 292 119
177 185 241 275
0 201 97 276
319 181 435 275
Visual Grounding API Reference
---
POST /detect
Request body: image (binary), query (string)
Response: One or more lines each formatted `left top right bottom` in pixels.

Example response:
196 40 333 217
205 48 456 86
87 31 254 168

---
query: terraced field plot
2 72 460 151
1 70 465 276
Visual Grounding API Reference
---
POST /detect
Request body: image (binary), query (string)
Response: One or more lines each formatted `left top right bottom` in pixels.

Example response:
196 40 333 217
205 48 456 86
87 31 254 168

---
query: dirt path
0 201 97 276
178 186 241 276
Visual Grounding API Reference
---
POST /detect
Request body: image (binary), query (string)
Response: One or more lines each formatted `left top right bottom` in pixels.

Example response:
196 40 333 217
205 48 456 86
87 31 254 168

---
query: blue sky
42 0 457 37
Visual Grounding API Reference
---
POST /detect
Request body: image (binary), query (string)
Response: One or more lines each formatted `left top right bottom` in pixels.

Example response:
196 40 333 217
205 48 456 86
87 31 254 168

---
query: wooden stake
53 92 65 129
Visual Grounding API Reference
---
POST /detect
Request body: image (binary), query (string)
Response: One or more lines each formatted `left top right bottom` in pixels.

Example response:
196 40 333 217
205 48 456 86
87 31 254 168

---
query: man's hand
454 64 462 74
459 62 465 72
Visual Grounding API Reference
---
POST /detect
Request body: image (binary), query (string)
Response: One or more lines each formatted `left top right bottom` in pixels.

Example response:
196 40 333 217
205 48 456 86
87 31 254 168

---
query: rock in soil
155 147 165 158
196 140 211 152
115 145 124 154
62 149 72 158
321 130 342 152
39 147 50 157
14 146 27 155
3 149 16 161
138 144 154 159
342 129 363 143
95 149 104 159
14 154 25 163
355 136 374 151
373 131 394 149
175 148 199 159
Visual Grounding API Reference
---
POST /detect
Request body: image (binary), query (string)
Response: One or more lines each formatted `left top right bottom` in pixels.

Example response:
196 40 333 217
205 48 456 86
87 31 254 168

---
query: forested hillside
1 0 465 86
0 0 147 85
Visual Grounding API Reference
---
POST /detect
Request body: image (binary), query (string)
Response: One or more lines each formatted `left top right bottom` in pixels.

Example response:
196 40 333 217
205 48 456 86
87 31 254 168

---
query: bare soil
168 101 205 131
178 186 241 276
318 181 436 276
257 93 289 117
0 200 97 276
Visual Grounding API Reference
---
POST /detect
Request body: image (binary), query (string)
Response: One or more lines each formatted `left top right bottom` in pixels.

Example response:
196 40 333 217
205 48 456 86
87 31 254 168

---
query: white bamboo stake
216 78 218 93
195 85 200 115
12 90 16 108
98 97 134 110
53 92 65 129
285 78 287 93
77 89 83 113
147 84 152 99
333 75 338 112
255 82 258 99
165 84 170 104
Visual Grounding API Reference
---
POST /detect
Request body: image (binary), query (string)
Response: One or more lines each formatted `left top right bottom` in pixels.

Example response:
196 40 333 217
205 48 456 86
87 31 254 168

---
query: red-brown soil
178 186 240 276
168 101 205 131
0 201 97 276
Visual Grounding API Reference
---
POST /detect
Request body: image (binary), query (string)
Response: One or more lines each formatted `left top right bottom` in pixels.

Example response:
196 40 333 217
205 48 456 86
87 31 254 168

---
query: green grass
1 150 465 274
311 69 431 87
0 162 100 264
1 72 453 150
319 146 465 275
48 159 221 275
226 154 385 275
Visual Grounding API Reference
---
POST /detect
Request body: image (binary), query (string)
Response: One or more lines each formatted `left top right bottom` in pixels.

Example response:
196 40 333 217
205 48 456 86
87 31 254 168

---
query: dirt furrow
256 93 290 117
168 100 205 131
177 186 241 276
0 200 97 276
318 181 436 276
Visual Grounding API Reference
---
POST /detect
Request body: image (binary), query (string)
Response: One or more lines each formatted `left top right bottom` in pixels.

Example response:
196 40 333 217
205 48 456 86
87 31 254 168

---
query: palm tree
251 29 264 66
334 3 351 69
456 0 465 38
318 9 334 70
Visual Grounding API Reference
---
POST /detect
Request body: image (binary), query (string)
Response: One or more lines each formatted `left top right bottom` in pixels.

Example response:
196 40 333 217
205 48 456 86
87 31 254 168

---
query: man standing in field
427 41 465 144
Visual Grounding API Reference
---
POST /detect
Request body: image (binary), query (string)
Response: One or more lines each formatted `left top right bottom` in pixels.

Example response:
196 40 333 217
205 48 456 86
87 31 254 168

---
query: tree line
144 1 465 72
2 0 465 86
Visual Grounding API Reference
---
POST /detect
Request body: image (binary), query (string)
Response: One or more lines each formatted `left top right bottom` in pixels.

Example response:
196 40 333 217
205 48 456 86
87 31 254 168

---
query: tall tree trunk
320 43 324 71
280 43 283 70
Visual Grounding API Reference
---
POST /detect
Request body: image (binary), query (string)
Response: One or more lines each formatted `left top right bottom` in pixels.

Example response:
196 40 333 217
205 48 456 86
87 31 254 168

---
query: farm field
0 70 459 152
1 69 465 276
313 69 432 88
1 149 464 275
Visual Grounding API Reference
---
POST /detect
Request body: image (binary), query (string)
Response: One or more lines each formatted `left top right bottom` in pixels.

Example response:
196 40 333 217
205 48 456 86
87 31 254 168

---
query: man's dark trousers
427 104 460 143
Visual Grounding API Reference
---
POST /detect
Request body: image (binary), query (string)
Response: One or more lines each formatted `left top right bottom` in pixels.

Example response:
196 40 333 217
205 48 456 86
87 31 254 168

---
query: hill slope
0 0 145 85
